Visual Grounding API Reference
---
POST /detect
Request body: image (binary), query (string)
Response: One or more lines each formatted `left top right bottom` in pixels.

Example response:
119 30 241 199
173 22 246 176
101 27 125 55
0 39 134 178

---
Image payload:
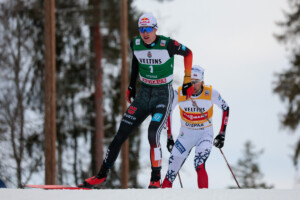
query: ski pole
219 148 241 188
190 98 211 124
177 172 183 188
166 116 183 188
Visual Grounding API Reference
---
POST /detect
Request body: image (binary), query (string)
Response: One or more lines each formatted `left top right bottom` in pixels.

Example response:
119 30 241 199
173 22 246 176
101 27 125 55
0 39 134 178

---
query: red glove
182 83 194 99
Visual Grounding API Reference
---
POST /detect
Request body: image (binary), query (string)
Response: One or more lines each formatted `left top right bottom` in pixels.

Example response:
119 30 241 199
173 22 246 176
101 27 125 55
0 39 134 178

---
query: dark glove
213 134 225 148
167 137 175 152
126 86 136 104
182 82 194 99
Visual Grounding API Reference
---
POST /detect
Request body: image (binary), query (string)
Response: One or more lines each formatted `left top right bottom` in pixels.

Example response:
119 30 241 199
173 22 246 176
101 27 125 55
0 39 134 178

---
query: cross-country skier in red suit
161 65 230 188
79 13 194 189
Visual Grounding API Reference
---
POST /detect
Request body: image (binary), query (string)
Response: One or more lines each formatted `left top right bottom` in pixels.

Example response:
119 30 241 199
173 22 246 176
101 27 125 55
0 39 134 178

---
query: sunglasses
191 80 201 85
139 27 154 33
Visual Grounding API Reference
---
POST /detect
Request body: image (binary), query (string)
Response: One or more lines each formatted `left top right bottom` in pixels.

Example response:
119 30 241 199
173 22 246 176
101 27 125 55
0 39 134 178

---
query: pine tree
0 0 44 188
0 0 142 188
229 141 273 189
273 0 300 167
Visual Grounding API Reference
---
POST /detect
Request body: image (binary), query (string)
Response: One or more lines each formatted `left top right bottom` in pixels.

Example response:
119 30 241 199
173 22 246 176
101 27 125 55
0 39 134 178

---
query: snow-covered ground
1 189 300 200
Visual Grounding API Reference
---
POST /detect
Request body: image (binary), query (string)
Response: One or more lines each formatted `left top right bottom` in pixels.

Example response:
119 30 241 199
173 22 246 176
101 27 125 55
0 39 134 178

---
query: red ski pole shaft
177 172 183 188
219 148 241 188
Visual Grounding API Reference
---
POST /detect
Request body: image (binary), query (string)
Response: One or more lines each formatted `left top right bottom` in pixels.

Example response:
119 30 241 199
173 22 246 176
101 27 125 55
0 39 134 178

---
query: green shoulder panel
133 35 170 50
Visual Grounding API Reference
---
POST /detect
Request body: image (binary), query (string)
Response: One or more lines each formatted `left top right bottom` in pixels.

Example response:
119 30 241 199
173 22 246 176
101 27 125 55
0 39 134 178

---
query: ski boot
161 177 172 188
79 164 109 189
148 170 161 189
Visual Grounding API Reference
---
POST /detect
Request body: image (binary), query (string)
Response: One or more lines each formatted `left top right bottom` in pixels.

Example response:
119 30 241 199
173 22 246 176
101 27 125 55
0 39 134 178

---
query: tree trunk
93 0 104 174
71 96 79 185
121 0 129 189
57 135 63 184
44 0 57 185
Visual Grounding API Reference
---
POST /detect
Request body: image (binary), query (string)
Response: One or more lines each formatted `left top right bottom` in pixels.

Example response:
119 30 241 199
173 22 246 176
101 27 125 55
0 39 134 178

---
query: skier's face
191 79 203 94
139 27 157 44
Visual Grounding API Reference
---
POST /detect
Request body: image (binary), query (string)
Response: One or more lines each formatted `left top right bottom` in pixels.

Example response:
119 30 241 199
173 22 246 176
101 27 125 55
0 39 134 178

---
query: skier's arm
167 39 193 99
220 105 229 133
127 41 139 103
129 41 139 88
211 88 230 148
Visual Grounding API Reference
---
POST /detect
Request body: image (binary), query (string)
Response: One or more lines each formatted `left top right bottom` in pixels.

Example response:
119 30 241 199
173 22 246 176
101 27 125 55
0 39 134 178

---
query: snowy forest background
0 0 299 189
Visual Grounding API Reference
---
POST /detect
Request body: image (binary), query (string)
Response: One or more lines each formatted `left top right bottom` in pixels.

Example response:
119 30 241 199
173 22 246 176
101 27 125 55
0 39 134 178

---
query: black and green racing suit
103 35 192 178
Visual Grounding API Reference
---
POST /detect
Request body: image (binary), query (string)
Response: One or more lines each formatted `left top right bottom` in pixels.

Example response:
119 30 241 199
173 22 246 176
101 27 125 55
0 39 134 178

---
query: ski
25 184 92 190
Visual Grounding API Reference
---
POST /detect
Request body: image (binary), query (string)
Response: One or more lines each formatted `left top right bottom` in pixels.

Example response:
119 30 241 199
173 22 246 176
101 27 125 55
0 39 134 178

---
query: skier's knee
148 131 159 146
194 148 210 169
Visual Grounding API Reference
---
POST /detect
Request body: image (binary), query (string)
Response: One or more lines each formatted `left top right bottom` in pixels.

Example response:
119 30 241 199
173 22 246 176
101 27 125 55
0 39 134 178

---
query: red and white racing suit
165 84 229 188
